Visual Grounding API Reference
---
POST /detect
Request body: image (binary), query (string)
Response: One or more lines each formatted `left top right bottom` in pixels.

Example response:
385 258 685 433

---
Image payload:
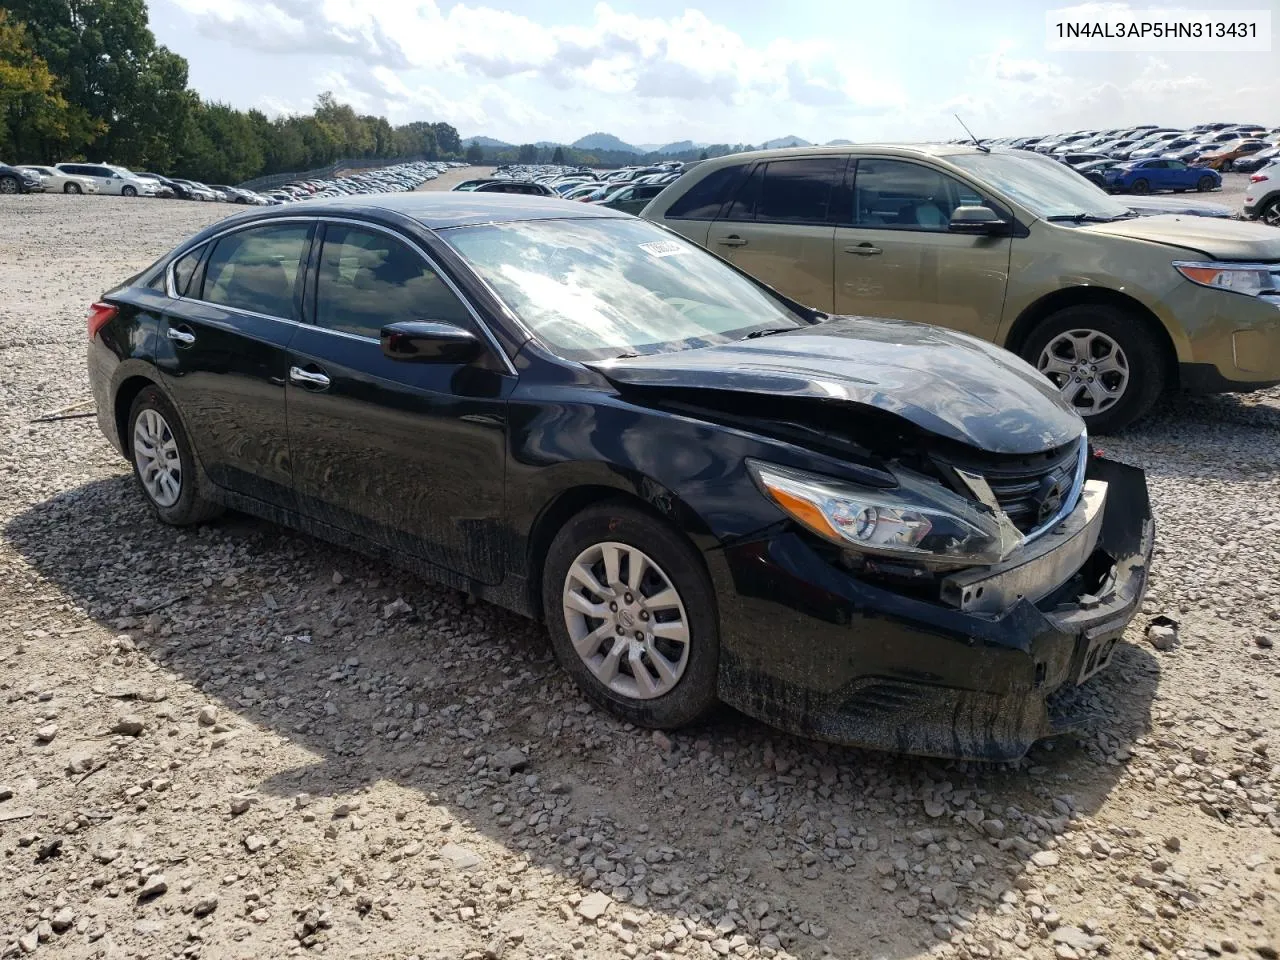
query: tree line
467 141 756 170
0 1 462 185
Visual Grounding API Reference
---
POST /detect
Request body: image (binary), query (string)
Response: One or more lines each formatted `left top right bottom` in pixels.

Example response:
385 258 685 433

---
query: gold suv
642 144 1280 431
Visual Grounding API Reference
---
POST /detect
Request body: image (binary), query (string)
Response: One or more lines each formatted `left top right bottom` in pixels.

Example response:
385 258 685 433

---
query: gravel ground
0 188 1278 960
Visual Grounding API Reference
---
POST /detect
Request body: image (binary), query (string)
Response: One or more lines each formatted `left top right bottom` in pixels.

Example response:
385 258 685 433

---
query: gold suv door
706 157 847 313
833 157 1012 340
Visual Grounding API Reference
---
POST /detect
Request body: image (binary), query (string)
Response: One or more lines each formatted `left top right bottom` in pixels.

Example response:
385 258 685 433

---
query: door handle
844 243 883 256
717 235 748 247
166 327 196 345
289 366 331 389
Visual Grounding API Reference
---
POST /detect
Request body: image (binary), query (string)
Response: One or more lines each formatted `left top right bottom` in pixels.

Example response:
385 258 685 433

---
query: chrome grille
933 435 1087 538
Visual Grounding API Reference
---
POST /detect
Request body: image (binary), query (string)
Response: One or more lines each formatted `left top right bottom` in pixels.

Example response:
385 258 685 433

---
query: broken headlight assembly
747 459 1024 568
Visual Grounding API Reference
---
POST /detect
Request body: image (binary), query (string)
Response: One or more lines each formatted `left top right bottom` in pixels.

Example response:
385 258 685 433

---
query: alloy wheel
1262 200 1280 228
561 541 689 701
1037 329 1130 416
0 177 17 195
133 408 183 507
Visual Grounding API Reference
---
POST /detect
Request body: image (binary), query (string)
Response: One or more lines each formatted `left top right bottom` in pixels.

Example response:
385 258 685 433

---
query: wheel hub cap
561 541 689 701
1037 328 1130 416
132 409 182 507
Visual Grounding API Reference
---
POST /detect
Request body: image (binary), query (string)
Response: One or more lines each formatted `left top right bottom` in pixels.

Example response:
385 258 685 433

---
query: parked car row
0 160 466 204
453 161 688 214
965 121 1279 195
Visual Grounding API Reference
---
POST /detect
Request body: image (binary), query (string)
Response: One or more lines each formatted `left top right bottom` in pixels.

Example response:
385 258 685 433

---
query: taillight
1251 173 1269 183
87 302 117 340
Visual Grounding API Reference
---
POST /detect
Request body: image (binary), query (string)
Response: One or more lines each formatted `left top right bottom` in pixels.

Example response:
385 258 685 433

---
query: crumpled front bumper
708 455 1154 761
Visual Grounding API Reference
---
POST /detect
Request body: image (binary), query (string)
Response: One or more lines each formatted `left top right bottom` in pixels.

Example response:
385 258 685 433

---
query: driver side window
851 158 988 232
314 224 472 339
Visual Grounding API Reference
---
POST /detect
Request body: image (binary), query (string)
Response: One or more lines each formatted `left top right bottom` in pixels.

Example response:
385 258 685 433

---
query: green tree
465 142 484 165
431 121 460 156
0 9 99 160
517 143 537 163
8 0 192 166
699 150 708 161
551 145 564 164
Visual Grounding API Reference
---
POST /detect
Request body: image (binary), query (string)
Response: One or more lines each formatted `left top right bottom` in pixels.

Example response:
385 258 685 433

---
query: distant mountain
462 136 513 148
825 139 854 145
573 132 639 153
534 140 564 149
656 140 696 155
761 135 812 149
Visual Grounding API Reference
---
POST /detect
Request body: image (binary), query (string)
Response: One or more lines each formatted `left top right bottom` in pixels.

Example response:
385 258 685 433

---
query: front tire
1020 304 1165 434
542 502 719 729
1260 197 1280 227
1221 160 1233 173
64 182 82 194
1197 175 1215 192
127 387 222 525
1130 178 1150 195
0 176 18 195
121 185 137 197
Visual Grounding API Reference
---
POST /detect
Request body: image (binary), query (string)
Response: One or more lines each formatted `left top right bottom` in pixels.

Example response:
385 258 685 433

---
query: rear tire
1221 160 1234 173
542 502 719 730
1197 175 1215 192
1130 178 1150 195
121 185 137 197
1020 304 1165 434
1259 198 1280 227
126 387 222 526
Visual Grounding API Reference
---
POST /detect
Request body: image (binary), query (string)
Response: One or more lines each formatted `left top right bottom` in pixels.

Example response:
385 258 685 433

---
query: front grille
931 436 1085 537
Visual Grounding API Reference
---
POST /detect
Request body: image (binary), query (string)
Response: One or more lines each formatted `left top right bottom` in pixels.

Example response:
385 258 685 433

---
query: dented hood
589 316 1084 455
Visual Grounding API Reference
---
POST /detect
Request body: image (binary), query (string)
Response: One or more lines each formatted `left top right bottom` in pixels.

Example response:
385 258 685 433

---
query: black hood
589 317 1084 455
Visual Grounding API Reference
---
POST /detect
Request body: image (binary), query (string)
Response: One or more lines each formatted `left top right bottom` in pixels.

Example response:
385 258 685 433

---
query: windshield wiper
741 327 795 340
1046 212 1137 224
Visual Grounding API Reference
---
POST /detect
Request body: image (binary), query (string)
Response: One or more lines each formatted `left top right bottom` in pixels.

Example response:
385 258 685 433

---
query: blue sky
150 0 1277 146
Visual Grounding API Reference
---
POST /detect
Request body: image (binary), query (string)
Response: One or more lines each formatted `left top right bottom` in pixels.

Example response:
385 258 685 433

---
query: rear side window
171 248 202 297
755 158 844 224
201 223 310 319
314 224 471 339
664 164 748 220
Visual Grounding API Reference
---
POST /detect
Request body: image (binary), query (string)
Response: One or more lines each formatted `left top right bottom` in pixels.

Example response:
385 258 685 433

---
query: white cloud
169 0 905 116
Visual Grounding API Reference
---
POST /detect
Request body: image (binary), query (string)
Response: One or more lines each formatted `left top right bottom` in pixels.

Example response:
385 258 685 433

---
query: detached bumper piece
715 456 1154 761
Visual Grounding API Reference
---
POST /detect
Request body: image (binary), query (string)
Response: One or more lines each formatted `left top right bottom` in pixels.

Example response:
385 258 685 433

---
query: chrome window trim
165 215 517 375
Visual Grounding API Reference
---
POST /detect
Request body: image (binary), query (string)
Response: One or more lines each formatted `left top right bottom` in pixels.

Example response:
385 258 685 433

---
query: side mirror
948 205 1008 235
381 320 483 364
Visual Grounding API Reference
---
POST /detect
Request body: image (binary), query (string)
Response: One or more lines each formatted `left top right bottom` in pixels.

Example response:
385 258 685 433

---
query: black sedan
0 162 43 194
86 194 1154 760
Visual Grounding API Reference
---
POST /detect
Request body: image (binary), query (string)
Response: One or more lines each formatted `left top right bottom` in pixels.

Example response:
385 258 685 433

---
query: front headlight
747 460 1023 567
1174 261 1280 298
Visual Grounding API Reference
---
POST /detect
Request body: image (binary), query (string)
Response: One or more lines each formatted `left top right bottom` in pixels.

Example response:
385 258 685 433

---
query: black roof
316 191 626 229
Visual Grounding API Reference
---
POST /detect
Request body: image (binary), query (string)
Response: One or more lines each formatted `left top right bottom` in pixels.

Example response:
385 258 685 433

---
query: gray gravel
0 190 1278 960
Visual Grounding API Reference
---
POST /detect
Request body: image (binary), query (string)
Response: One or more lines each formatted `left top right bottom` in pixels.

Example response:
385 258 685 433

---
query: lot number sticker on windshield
639 240 687 258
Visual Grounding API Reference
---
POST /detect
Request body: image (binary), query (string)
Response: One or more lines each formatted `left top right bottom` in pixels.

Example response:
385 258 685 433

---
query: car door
155 219 312 509
648 162 752 247
1140 160 1169 189
285 220 513 584
1162 159 1192 188
706 156 845 312
832 157 1012 340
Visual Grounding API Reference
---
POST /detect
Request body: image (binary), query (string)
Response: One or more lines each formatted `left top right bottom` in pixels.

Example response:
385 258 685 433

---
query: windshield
949 150 1133 221
442 217 807 362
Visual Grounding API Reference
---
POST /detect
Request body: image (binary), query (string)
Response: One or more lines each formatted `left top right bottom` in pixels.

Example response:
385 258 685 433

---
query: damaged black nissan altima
87 194 1154 761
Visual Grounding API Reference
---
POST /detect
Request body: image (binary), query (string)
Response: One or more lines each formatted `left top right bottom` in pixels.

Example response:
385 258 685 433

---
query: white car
53 162 157 197
18 165 99 195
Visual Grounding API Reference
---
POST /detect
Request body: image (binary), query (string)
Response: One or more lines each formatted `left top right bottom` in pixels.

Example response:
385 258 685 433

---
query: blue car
1104 158 1221 195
